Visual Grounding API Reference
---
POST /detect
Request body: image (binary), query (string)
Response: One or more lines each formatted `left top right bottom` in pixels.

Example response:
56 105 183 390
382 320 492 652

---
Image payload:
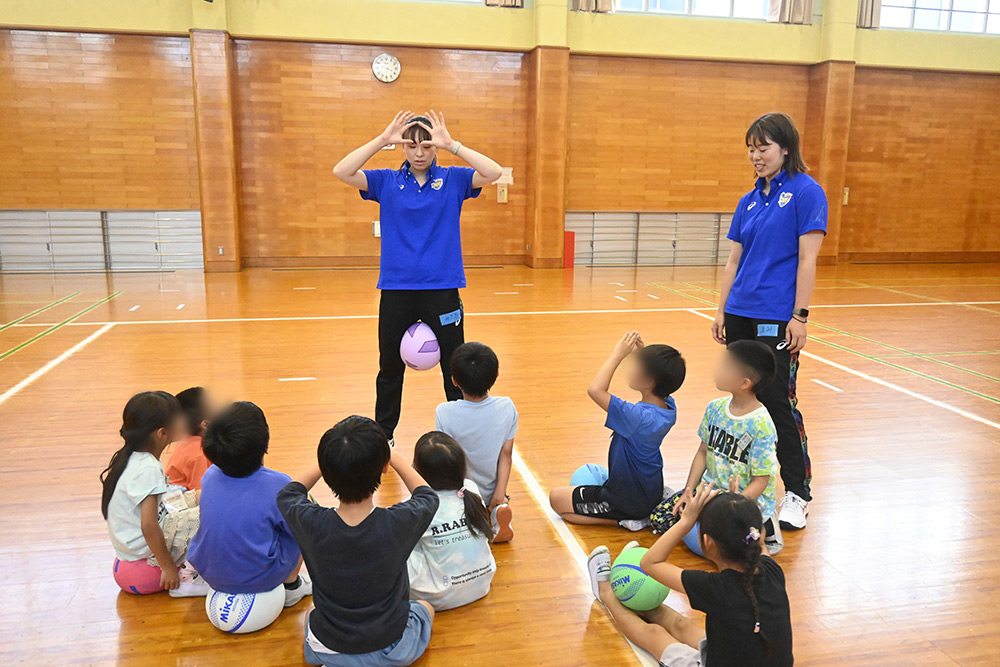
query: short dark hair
726 340 776 391
318 416 391 503
637 344 686 399
202 401 269 478
745 112 807 177
176 386 207 436
450 342 499 397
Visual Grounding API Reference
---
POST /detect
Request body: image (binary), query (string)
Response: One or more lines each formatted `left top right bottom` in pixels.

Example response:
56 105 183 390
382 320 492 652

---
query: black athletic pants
725 313 813 501
375 289 465 440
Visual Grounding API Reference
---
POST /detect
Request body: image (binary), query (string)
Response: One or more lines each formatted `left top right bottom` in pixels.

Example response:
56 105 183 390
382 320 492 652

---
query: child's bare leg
641 603 706 650
285 555 304 584
597 580 677 658
549 487 620 527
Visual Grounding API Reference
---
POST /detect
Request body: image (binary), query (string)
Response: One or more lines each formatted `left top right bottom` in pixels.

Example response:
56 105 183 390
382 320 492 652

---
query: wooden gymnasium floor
2 262 1000 666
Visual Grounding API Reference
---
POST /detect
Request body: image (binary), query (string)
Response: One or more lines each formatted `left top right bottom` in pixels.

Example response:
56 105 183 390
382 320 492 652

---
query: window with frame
879 0 1000 33
615 0 769 19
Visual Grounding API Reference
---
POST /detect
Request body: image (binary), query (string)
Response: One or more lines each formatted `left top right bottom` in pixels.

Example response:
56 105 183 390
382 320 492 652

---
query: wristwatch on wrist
449 141 462 155
793 308 809 320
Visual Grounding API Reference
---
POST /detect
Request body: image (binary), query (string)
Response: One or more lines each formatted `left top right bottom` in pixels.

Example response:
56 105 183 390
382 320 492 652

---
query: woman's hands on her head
380 110 416 146
418 110 455 150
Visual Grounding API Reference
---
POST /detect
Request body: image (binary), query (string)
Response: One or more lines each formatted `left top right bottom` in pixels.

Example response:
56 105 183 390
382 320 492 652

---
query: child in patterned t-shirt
674 340 783 554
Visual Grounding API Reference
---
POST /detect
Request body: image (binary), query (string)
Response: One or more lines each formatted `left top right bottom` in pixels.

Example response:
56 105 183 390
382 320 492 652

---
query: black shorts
571 485 630 521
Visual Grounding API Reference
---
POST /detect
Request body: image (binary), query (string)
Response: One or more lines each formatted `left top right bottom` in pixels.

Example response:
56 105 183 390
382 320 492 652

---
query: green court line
876 350 1000 359
0 292 121 361
648 283 718 307
862 284 1000 315
0 292 81 331
808 334 1000 404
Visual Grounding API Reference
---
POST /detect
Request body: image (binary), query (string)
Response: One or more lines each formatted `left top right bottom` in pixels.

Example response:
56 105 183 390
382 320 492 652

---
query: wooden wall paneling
526 46 569 269
190 29 241 273
565 56 811 214
840 67 1000 259
803 60 855 262
0 30 199 210
232 41 528 267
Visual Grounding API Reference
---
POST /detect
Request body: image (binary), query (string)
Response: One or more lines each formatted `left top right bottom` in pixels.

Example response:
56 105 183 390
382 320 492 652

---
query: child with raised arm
435 342 517 542
549 331 685 529
672 340 783 554
277 416 439 666
587 483 794 667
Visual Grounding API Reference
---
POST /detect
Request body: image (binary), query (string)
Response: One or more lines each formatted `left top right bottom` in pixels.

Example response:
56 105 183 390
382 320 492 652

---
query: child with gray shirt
435 342 518 543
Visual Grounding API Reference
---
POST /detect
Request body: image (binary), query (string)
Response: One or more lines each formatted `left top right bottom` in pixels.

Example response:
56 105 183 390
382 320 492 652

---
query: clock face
372 53 401 83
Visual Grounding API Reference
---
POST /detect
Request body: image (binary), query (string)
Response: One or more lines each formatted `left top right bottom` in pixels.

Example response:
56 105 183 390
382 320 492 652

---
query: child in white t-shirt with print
407 431 496 611
100 391 207 597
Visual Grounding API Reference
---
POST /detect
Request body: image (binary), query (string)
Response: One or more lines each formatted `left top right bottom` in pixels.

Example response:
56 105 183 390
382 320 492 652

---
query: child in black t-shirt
277 416 440 666
587 481 793 667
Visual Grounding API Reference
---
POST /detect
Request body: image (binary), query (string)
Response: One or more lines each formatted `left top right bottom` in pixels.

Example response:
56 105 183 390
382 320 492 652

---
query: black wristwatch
793 308 809 321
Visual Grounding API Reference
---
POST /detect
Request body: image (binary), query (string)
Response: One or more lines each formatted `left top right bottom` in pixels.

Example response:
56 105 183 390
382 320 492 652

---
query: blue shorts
303 601 433 667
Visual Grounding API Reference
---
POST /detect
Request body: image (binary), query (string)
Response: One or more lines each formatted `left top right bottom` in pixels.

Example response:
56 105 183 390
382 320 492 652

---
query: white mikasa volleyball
205 584 285 634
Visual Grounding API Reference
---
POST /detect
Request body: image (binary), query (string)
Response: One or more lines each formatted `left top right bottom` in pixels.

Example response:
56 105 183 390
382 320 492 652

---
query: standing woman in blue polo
711 112 826 532
333 110 503 444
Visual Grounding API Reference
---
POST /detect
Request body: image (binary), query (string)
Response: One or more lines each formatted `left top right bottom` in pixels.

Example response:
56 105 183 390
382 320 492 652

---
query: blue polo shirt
361 162 481 290
725 171 827 321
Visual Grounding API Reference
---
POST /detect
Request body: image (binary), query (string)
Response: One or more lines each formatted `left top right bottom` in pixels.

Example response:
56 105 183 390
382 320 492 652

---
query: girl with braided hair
587 482 793 666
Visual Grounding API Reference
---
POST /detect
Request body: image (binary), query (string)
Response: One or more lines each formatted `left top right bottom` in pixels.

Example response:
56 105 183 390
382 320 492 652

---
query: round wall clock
372 53 401 83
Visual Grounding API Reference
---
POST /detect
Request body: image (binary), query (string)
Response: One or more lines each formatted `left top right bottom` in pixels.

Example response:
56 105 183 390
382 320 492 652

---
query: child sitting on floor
101 391 207 597
407 431 496 611
671 340 783 554
549 330 685 530
188 401 310 620
277 416 439 666
165 386 216 491
588 483 794 667
435 342 518 542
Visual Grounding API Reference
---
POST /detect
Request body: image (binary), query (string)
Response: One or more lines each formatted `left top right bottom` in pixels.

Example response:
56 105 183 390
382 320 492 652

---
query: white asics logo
747 202 757 211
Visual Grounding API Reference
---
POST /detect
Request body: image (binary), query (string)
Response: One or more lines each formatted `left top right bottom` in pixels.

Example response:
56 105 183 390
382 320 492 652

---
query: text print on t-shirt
704 424 754 465
430 516 476 545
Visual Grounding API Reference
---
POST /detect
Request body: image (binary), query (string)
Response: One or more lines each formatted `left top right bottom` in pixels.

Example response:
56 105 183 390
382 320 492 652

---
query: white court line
10 300 1000 328
0 323 116 407
610 282 625 286
684 309 1000 431
129 305 140 312
512 451 659 666
278 377 316 382
647 294 660 299
159 289 179 293
176 304 185 310
811 378 843 392
614 296 628 302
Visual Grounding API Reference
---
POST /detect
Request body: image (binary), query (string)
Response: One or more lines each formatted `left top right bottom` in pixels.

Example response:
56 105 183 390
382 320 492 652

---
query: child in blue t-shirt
549 331 685 527
188 401 311 611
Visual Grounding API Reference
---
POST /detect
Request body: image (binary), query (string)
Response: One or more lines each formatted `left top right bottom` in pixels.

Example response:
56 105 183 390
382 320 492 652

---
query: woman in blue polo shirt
333 110 503 444
711 112 826 532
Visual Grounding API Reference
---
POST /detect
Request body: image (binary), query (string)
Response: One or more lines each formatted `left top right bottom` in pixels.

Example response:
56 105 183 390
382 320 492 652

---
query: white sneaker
587 546 612 602
168 562 210 598
283 573 312 608
764 517 784 556
779 492 809 531
622 540 639 552
491 504 514 543
618 517 650 532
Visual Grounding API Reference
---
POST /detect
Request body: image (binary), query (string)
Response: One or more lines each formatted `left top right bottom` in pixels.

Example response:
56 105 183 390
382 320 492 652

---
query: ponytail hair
100 391 181 519
698 492 772 657
413 431 493 540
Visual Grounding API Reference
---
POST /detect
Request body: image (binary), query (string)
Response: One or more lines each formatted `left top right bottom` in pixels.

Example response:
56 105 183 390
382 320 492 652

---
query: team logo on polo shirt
778 192 793 208
431 178 444 190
